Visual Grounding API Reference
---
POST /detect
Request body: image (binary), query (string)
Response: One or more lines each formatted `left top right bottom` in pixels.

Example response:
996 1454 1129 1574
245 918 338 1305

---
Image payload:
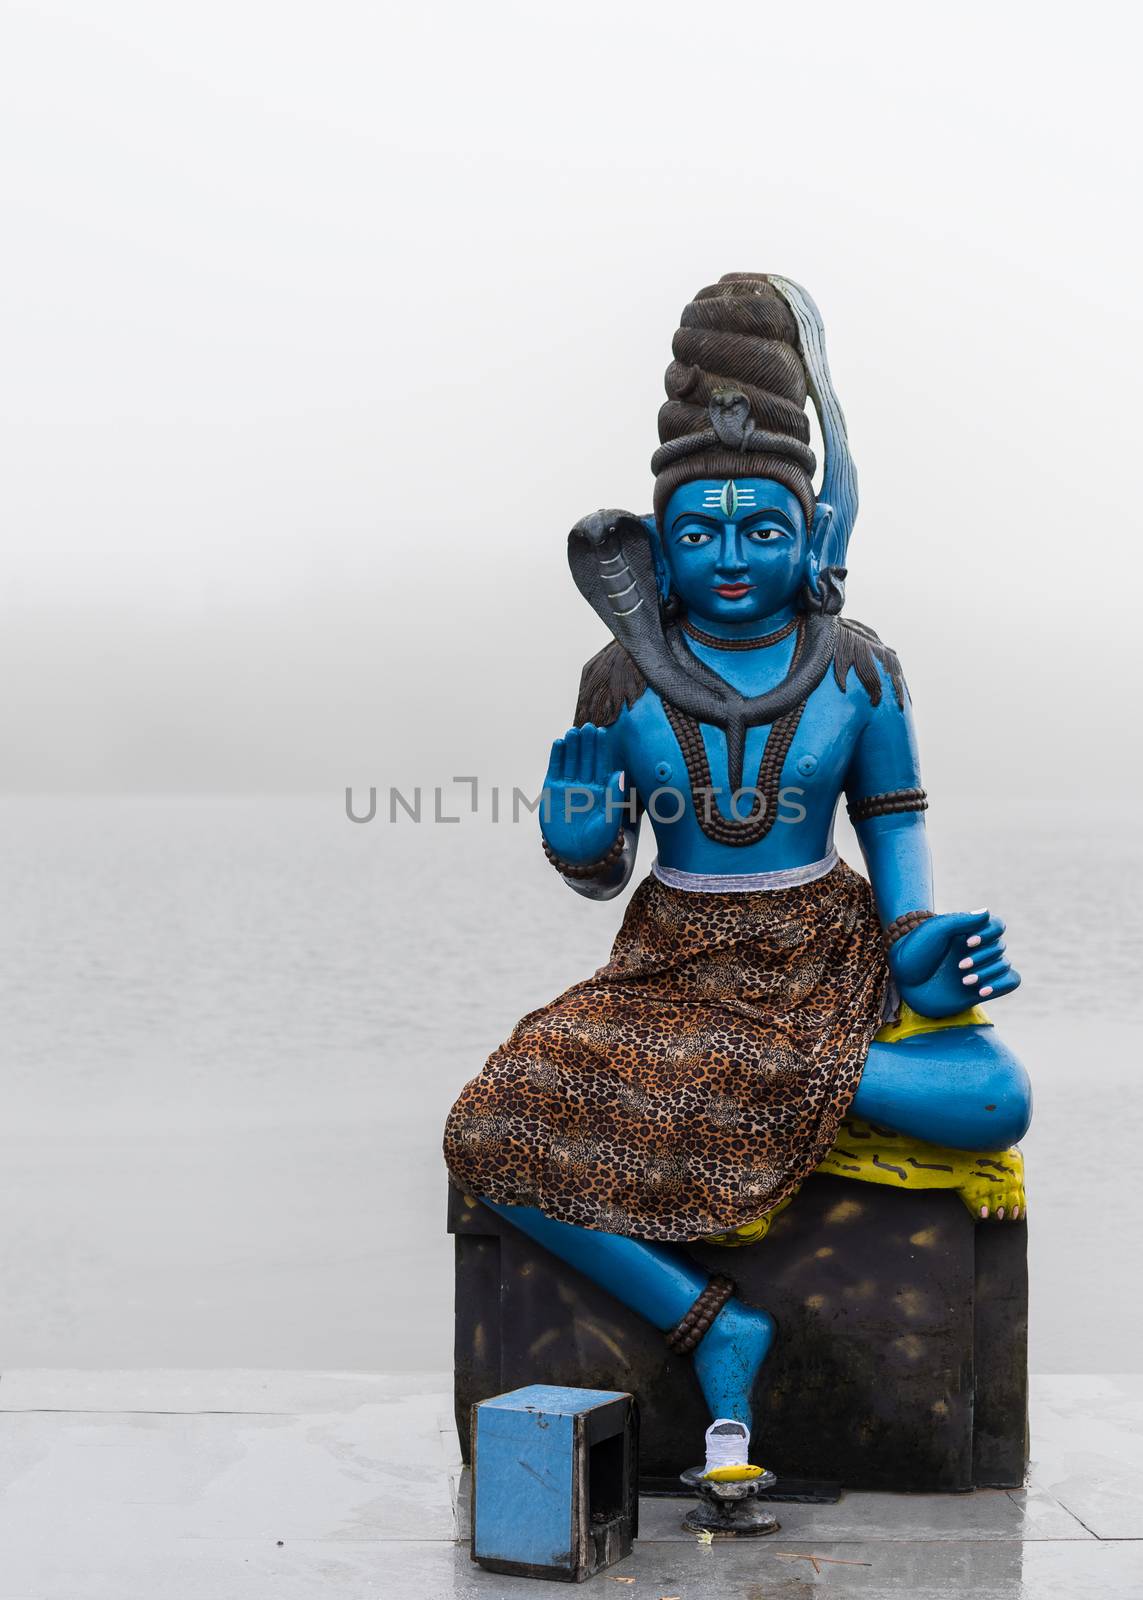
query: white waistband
651 849 840 894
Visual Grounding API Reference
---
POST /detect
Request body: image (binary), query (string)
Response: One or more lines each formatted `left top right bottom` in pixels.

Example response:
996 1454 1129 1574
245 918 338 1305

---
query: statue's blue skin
493 477 1031 1442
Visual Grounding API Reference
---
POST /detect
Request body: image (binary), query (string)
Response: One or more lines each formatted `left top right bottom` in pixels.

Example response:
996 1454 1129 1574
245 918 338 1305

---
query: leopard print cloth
443 860 890 1241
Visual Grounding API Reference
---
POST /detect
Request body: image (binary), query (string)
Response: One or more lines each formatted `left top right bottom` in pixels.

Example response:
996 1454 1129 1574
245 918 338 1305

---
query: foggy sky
1 1 1139 807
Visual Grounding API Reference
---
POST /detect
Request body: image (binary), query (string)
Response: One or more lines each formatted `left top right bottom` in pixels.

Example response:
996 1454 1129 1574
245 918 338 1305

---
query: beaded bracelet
542 829 626 880
885 909 935 944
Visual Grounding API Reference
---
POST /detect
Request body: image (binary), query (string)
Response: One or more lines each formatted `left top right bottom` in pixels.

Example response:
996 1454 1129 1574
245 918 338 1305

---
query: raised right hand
541 723 626 865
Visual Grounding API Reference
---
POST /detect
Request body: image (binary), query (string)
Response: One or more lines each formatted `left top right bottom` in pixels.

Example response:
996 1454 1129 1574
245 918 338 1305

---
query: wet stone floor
0 1371 1140 1598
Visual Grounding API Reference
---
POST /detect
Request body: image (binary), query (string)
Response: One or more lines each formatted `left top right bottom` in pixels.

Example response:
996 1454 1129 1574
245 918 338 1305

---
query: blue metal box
471 1384 638 1582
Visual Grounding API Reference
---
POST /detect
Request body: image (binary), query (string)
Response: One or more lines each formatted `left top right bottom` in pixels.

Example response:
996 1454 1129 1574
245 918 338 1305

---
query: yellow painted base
815 1118 1025 1221
875 998 993 1044
704 1191 797 1248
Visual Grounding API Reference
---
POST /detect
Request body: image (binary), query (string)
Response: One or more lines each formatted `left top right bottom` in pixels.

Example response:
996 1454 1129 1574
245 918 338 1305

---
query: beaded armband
542 829 626 880
665 1273 735 1355
885 909 935 944
847 787 928 823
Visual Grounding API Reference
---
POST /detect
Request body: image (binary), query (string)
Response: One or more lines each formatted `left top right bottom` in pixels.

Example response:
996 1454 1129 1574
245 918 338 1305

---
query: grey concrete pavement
0 1370 1140 1598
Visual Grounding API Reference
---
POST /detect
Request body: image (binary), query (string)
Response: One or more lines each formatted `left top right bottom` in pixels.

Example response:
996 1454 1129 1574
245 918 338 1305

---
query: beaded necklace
665 617 809 847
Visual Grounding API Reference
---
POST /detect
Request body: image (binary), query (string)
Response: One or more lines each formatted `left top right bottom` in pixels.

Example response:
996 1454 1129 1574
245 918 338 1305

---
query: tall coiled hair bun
652 273 817 531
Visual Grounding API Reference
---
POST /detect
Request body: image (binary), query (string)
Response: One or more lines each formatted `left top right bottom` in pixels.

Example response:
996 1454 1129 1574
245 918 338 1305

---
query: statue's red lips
713 583 753 599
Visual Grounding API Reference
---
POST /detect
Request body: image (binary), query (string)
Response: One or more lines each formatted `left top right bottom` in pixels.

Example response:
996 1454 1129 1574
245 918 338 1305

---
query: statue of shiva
444 273 1031 1479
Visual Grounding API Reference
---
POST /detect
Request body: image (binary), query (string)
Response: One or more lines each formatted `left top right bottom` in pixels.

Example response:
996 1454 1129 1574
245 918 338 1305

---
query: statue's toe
958 1148 1026 1223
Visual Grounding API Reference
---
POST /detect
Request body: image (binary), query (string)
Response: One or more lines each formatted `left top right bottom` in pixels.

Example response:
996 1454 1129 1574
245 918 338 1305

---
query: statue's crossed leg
712 1005 1030 1242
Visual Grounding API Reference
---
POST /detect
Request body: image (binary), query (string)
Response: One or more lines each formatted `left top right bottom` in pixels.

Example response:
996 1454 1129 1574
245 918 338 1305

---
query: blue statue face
661 478 809 626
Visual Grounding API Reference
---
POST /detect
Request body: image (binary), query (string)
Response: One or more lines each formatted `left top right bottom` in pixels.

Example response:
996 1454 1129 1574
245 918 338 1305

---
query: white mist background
0 1 1140 1374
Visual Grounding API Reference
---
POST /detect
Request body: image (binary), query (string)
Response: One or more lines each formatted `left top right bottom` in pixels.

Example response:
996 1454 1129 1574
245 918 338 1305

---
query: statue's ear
805 502 847 615
810 501 840 569
642 513 671 602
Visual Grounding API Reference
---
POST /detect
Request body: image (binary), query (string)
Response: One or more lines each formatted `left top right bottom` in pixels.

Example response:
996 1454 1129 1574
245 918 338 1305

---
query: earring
800 566 847 616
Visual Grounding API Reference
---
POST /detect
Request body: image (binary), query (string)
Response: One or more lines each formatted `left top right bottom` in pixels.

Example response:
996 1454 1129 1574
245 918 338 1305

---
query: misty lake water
1 794 1139 1373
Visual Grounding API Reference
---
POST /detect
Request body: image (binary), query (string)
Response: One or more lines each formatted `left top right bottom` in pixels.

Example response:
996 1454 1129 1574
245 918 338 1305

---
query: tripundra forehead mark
701 481 757 518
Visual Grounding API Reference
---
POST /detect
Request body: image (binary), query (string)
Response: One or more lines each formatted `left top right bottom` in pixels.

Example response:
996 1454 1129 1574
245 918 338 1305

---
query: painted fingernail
966 935 981 948
1012 1206 1020 1219
997 1207 1006 1220
980 1204 989 1218
958 956 973 969
971 907 988 914
962 973 979 985
979 985 993 998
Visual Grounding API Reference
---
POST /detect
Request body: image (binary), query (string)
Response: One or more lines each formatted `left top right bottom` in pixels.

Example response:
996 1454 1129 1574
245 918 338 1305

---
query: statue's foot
816 1118 1026 1222
956 1147 1026 1222
692 1298 775 1438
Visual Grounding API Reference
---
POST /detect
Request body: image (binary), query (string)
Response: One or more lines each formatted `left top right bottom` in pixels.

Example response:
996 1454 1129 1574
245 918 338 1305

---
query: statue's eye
746 527 781 542
680 530 712 545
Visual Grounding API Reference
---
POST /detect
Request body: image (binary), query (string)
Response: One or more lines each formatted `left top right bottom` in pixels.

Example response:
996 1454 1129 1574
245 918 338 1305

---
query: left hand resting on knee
890 909 1020 1019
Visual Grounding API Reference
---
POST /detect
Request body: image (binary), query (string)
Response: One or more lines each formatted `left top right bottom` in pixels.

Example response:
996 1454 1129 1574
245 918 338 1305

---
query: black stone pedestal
449 1176 1028 1493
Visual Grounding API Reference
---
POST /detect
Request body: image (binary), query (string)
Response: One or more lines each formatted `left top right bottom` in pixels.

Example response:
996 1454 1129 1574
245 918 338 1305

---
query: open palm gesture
541 724 625 865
